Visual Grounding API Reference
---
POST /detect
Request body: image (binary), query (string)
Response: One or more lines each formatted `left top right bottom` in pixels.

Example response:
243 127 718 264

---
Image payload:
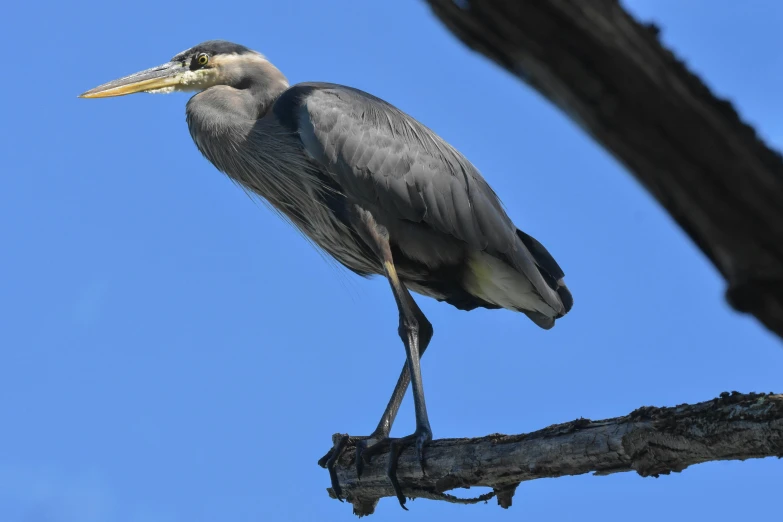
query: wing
274 82 564 314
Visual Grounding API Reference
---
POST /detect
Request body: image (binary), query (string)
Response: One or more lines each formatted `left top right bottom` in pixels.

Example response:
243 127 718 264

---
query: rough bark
325 392 783 516
422 0 783 340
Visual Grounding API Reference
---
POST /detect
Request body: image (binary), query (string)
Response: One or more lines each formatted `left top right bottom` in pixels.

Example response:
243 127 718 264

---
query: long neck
233 57 290 119
184 63 324 228
185 59 289 167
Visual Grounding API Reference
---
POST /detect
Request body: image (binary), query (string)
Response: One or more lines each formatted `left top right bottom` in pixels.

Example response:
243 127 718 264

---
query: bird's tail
516 229 573 329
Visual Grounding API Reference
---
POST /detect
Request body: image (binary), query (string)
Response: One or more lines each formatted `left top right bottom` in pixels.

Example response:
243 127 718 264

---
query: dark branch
325 392 783 516
422 0 783 339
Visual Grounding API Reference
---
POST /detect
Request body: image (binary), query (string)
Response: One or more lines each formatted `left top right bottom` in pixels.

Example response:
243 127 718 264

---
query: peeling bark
422 0 783 339
324 392 783 516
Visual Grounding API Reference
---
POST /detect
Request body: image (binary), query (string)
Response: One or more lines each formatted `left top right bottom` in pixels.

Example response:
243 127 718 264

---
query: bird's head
79 40 283 99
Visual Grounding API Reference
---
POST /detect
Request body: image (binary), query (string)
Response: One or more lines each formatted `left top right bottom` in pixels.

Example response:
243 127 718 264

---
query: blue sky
2 1 782 521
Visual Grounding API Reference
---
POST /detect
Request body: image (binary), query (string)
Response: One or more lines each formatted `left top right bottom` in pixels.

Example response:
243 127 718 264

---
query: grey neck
184 61 290 169
184 67 322 227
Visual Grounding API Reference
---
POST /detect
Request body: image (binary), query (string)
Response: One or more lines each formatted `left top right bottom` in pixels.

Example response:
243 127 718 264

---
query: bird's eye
197 54 209 66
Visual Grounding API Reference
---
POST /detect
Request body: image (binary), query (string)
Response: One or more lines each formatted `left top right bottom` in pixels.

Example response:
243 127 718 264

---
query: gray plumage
186 74 571 324
79 40 573 508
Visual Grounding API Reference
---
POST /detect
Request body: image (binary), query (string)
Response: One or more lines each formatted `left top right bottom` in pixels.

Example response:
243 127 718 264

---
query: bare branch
325 392 783 516
422 0 783 339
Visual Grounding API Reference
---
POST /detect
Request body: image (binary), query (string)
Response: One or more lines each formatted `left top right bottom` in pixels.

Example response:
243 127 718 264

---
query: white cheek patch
144 69 216 94
146 86 176 94
180 70 204 86
178 69 217 91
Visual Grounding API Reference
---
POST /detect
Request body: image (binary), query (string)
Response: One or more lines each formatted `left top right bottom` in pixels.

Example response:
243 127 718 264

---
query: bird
79 40 573 509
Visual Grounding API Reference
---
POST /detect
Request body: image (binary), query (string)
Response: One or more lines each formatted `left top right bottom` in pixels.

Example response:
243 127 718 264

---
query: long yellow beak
79 61 185 98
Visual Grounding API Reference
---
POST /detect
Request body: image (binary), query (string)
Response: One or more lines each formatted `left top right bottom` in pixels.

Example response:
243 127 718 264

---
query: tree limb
325 392 783 516
422 0 783 339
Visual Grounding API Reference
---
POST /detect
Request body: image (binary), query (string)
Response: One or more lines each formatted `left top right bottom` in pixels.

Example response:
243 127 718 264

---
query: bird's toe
355 438 369 478
415 428 432 474
320 434 350 500
319 432 389 499
362 428 432 510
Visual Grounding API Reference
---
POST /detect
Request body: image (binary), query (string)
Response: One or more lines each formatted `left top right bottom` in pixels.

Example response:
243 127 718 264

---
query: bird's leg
318 317 432 498
359 212 433 509
358 308 432 476
359 281 432 509
318 209 434 509
318 305 432 463
317 366 410 498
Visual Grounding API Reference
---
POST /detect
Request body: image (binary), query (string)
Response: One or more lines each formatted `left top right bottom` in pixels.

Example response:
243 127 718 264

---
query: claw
415 430 430 475
355 439 367 478
387 439 409 509
362 427 433 510
319 432 388 499
320 434 350 501
317 447 334 469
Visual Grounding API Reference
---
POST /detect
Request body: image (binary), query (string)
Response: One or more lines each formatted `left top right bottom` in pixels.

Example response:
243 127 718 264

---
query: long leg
372 304 433 438
359 210 434 508
318 309 431 488
318 208 435 509
356 292 432 472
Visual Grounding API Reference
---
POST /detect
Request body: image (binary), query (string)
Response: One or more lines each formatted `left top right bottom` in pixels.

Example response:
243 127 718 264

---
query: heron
80 40 573 508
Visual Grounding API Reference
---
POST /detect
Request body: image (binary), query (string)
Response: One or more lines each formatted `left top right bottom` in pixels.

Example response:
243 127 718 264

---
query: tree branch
422 0 783 339
325 392 783 516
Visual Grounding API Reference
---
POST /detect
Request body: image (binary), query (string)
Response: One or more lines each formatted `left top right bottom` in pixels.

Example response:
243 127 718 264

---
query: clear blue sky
2 1 782 521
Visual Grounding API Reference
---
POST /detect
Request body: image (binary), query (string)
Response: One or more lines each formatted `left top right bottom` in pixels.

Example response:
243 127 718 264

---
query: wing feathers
282 82 565 315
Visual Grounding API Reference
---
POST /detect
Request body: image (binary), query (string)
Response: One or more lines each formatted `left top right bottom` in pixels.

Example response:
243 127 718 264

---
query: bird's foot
360 426 432 510
318 431 387 500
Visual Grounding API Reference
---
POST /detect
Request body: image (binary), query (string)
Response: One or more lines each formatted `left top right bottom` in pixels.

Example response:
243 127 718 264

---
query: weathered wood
422 0 783 339
326 392 783 516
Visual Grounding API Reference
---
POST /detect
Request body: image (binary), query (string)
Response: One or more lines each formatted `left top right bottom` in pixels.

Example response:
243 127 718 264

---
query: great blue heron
80 40 573 508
